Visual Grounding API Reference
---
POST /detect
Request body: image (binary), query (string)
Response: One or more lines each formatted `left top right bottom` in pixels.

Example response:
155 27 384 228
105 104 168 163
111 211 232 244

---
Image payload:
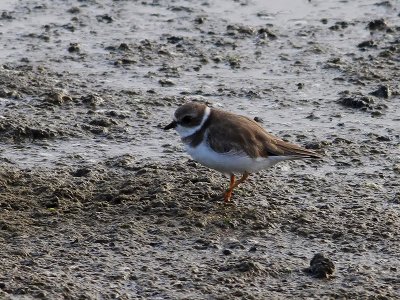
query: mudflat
0 0 399 299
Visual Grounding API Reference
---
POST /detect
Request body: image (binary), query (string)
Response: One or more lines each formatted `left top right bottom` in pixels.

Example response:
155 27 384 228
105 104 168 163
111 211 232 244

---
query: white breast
185 139 289 175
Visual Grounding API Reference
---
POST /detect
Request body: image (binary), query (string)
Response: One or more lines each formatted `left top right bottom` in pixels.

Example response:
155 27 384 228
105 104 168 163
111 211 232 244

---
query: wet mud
0 0 399 299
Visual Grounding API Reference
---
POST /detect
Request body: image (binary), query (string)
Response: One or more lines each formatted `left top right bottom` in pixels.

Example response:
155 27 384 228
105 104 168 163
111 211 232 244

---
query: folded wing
207 110 321 159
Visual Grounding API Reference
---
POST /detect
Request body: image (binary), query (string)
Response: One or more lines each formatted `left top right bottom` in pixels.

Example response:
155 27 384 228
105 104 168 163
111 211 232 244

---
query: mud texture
1 0 400 299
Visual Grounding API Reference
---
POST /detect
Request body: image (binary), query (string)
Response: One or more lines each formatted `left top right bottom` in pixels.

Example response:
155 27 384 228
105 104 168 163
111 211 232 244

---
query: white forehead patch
176 106 210 139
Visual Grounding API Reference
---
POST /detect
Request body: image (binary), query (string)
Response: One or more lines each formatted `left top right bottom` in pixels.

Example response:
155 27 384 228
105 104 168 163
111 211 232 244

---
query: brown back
206 109 321 159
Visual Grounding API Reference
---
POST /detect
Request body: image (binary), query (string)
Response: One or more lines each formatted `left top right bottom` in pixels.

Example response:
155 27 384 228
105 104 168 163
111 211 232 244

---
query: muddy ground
0 0 399 299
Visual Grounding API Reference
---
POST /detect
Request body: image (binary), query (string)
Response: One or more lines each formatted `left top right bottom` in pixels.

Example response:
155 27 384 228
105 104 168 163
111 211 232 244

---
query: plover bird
164 102 322 202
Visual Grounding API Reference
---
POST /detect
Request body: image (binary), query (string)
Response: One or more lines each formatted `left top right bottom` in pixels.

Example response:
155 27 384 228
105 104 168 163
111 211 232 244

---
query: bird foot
223 190 233 203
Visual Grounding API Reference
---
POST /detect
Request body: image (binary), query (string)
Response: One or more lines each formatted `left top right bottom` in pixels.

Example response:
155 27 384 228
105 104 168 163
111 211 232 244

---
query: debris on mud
357 40 378 48
220 258 265 274
337 89 391 117
304 253 335 279
159 78 176 87
370 85 392 99
81 94 104 107
367 19 389 31
329 21 350 31
338 92 375 110
0 88 20 99
68 42 81 53
43 90 73 105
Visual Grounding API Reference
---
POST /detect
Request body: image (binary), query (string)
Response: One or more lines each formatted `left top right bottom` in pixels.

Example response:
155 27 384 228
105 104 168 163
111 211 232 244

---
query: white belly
185 141 288 175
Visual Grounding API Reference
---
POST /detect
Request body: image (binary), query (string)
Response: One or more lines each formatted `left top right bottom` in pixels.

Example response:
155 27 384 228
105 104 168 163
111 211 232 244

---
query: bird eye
181 116 193 124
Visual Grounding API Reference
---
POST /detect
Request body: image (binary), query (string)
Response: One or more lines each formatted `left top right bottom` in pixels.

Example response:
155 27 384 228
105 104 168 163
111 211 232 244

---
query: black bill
164 120 177 130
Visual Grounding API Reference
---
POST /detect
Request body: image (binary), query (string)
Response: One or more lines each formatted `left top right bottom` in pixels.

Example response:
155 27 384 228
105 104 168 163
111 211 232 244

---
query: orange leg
223 172 250 202
223 174 236 202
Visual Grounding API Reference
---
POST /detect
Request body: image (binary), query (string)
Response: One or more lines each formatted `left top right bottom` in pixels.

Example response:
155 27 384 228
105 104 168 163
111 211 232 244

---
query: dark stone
28 128 55 140
257 28 277 40
228 57 241 69
376 135 391 142
118 43 130 51
357 40 377 48
62 23 76 32
167 36 184 44
338 95 374 109
96 14 113 23
222 249 232 255
45 198 60 209
374 1 392 7
329 21 349 30
370 85 392 99
249 246 257 252
368 19 389 31
67 7 80 14
68 43 80 53
72 168 91 177
1 11 14 20
89 118 114 127
253 116 263 123
114 58 137 65
304 253 335 279
194 16 206 24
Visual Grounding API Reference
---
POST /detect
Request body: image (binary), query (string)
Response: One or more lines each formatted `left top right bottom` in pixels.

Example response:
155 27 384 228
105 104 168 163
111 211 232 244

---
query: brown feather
206 109 321 159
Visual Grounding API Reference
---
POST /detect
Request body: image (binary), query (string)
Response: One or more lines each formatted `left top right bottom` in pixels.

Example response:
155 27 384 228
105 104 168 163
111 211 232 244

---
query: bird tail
274 141 323 159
